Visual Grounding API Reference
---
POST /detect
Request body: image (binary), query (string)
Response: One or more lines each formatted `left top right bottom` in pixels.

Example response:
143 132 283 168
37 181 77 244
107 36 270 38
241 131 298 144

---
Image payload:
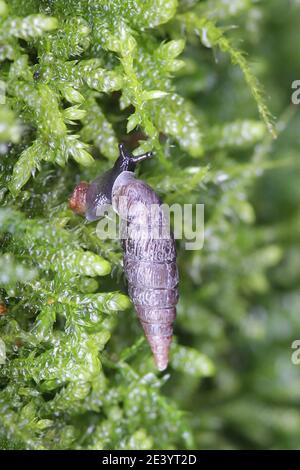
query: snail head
69 144 153 221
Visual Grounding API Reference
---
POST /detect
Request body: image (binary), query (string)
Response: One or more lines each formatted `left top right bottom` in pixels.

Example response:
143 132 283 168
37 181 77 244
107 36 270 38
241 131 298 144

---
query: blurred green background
171 0 300 449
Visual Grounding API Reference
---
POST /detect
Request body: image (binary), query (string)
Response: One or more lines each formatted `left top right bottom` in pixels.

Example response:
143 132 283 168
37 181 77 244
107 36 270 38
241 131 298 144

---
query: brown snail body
69 144 178 370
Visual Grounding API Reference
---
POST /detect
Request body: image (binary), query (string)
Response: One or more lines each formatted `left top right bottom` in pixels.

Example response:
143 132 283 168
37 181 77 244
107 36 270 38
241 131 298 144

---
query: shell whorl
112 172 178 370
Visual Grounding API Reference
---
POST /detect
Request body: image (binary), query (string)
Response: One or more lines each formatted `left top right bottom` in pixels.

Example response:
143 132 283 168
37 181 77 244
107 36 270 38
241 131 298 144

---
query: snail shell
112 171 178 370
69 144 179 371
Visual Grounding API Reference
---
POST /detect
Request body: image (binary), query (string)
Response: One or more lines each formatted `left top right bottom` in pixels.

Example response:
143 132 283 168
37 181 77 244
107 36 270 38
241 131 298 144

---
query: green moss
0 0 299 450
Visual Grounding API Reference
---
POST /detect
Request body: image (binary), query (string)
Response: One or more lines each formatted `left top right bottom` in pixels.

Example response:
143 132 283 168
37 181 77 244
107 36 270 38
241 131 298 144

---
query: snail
69 144 179 370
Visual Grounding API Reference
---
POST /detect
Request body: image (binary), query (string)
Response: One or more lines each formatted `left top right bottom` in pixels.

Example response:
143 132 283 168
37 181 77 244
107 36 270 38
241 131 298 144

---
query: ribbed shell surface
112 172 178 370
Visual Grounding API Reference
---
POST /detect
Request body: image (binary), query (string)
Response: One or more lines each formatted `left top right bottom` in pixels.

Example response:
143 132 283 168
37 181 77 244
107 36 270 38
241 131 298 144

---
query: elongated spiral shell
112 171 179 371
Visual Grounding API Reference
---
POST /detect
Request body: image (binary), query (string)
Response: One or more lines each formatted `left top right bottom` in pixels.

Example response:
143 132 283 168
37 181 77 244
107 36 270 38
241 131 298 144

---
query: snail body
70 144 178 370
